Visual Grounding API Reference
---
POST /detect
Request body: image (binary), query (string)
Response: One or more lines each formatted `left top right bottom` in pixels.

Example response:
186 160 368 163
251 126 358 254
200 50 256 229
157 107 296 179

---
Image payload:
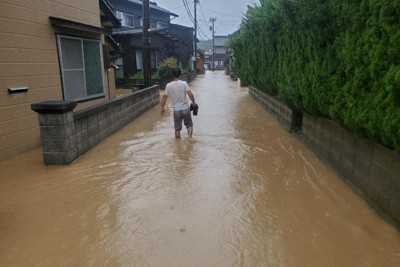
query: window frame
122 13 135 27
57 34 105 102
135 49 159 70
156 21 167 29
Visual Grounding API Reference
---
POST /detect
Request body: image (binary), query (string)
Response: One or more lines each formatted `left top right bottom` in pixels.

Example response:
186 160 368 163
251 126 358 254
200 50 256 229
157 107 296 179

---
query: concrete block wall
74 86 160 158
249 86 292 131
32 85 160 164
250 86 400 228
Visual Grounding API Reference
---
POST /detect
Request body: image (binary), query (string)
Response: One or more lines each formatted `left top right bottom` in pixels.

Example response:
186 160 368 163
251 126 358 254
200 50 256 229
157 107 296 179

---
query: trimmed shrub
157 57 178 82
229 0 400 150
131 70 159 80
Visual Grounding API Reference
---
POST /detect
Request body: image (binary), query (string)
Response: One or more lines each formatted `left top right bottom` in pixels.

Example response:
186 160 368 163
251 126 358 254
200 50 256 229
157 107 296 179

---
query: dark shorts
173 108 193 131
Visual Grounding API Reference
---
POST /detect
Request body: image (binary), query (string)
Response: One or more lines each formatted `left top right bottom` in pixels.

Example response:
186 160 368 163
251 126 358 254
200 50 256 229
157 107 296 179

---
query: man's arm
187 90 196 105
160 95 168 115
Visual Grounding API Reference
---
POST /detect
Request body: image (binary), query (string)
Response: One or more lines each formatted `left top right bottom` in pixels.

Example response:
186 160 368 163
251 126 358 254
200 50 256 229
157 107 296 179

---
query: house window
136 49 143 70
115 57 124 79
57 35 104 101
123 13 135 27
116 11 136 27
156 21 167 29
136 49 159 70
150 51 158 69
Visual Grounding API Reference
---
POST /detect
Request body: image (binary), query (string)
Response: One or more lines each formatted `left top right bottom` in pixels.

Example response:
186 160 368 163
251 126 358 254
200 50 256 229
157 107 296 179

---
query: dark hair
171 67 181 78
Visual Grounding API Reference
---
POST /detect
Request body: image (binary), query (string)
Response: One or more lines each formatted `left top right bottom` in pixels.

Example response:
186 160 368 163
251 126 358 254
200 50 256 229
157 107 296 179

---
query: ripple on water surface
0 71 399 266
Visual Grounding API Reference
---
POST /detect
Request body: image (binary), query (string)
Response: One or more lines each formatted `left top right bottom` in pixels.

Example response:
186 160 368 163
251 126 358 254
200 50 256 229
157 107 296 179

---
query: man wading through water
161 68 197 138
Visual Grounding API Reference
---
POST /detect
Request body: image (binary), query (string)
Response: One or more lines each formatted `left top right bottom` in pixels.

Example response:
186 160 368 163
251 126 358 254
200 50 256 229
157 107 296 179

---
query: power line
182 0 210 40
202 5 243 18
197 2 211 39
196 19 211 39
198 2 209 28
197 26 210 40
182 0 195 24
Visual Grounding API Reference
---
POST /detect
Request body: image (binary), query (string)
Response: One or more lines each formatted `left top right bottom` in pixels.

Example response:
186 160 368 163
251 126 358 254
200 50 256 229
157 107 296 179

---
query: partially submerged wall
249 86 400 228
249 87 293 131
32 85 160 164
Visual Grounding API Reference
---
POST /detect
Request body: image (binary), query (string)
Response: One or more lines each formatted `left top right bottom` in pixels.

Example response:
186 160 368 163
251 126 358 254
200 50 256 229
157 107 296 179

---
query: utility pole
209 17 216 71
193 0 199 74
142 0 151 87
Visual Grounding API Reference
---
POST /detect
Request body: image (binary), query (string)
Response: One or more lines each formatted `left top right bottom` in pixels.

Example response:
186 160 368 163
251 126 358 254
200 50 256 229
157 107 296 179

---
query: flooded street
1 71 399 266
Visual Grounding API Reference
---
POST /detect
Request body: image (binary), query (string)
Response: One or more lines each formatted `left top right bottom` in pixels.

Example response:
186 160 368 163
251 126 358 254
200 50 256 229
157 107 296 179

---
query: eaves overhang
127 0 178 17
112 28 189 45
49 16 111 35
100 0 121 28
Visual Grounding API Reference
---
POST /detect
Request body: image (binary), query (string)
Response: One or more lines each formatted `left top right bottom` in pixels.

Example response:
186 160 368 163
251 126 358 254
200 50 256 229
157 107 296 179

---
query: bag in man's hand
190 103 199 116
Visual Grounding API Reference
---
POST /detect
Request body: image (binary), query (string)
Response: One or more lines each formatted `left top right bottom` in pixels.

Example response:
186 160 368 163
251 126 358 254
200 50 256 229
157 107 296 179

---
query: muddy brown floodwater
1 71 399 267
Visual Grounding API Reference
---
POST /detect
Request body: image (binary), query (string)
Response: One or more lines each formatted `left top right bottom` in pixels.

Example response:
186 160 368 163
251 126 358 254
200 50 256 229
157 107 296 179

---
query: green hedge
230 0 400 150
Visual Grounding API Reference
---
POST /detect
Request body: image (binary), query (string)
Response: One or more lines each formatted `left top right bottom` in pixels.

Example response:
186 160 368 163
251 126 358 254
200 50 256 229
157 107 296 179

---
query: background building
108 0 194 78
198 36 230 71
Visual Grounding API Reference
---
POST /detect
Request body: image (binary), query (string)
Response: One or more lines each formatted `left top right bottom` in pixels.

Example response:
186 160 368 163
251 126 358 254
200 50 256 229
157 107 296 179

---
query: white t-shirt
165 80 190 111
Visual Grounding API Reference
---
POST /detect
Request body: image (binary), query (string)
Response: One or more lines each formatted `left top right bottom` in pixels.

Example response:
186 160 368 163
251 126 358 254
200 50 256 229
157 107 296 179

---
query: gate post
31 100 77 165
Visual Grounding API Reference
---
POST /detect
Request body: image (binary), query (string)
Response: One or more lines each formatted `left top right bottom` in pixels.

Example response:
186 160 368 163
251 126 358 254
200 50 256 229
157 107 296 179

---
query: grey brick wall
249 86 292 131
249 86 400 229
32 85 160 165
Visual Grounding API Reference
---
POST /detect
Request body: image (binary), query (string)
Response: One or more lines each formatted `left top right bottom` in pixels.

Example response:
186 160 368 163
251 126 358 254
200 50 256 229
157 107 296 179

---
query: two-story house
0 0 121 161
108 0 194 78
200 36 230 71
212 35 230 70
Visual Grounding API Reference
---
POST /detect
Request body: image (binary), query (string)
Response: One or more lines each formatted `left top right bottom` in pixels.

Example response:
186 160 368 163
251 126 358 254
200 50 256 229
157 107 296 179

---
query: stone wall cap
31 100 77 114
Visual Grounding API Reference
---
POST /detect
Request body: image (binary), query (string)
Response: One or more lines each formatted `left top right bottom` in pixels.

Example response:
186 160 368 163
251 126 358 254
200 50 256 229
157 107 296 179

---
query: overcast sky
154 0 259 39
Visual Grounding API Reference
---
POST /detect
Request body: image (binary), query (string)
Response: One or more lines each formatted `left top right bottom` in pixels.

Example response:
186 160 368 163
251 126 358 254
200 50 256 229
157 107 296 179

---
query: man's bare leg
187 127 193 138
175 130 181 139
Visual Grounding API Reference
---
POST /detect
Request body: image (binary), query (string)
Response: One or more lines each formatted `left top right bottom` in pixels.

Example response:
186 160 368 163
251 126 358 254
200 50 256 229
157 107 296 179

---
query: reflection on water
0 71 399 266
